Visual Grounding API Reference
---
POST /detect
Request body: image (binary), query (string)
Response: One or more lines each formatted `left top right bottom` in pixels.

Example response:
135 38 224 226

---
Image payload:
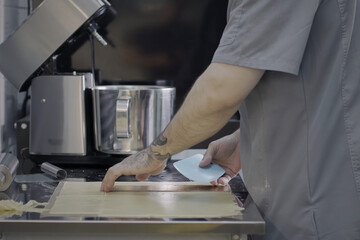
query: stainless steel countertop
0 159 264 235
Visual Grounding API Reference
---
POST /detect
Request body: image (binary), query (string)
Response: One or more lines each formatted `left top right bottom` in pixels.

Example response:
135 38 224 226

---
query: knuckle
208 142 218 152
107 167 117 178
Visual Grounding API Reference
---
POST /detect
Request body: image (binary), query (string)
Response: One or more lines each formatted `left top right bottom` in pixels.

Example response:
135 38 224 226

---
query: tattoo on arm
151 133 171 161
152 133 167 146
152 152 171 161
135 150 146 159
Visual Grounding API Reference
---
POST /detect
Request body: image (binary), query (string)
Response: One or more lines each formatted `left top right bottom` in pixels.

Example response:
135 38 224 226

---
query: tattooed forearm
135 150 146 159
152 133 167 146
149 132 171 161
152 152 171 161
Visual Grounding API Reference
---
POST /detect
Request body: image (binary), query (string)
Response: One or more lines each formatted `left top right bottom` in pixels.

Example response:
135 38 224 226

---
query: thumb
199 149 214 167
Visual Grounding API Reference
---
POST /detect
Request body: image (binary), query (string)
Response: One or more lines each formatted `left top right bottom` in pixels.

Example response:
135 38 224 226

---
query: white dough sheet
44 181 243 218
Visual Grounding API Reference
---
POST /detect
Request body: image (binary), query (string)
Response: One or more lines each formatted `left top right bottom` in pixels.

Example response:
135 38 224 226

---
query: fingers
200 145 216 167
101 165 122 192
210 180 218 185
101 154 167 191
199 155 212 167
210 174 233 186
218 175 232 185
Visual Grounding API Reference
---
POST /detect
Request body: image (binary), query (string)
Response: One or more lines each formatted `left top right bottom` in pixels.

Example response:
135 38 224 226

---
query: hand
199 129 241 185
100 148 167 192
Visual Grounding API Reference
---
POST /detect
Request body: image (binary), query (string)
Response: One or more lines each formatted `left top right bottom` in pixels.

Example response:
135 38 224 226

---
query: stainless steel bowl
92 85 175 154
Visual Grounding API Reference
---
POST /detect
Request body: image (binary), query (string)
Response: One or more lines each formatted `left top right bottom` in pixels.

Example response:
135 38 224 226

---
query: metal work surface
0 160 264 236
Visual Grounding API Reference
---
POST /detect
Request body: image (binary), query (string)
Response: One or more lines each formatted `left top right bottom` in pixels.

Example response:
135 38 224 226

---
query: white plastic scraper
173 154 226 183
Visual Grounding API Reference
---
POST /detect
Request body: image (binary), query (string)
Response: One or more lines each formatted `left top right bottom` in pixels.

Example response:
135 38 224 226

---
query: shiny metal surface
116 98 131 138
0 160 264 236
93 85 175 154
30 75 87 156
0 0 108 91
40 162 67 179
110 182 230 192
0 153 19 191
0 0 28 153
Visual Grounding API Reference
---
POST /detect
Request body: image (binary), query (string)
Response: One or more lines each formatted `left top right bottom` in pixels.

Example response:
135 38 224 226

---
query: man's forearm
150 63 264 160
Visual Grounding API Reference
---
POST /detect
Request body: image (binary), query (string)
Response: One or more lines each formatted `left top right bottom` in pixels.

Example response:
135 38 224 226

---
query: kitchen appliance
93 85 175 154
0 0 112 91
0 0 115 164
0 0 175 164
30 76 175 157
30 74 93 156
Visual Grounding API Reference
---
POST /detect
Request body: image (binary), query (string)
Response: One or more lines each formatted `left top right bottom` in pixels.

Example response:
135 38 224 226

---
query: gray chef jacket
212 0 360 239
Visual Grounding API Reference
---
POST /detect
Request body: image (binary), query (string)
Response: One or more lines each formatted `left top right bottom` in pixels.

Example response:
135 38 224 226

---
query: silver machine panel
0 0 29 154
0 0 108 91
30 75 87 156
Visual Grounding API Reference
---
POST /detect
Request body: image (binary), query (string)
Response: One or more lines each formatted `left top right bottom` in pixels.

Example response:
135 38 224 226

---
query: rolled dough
47 181 242 218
